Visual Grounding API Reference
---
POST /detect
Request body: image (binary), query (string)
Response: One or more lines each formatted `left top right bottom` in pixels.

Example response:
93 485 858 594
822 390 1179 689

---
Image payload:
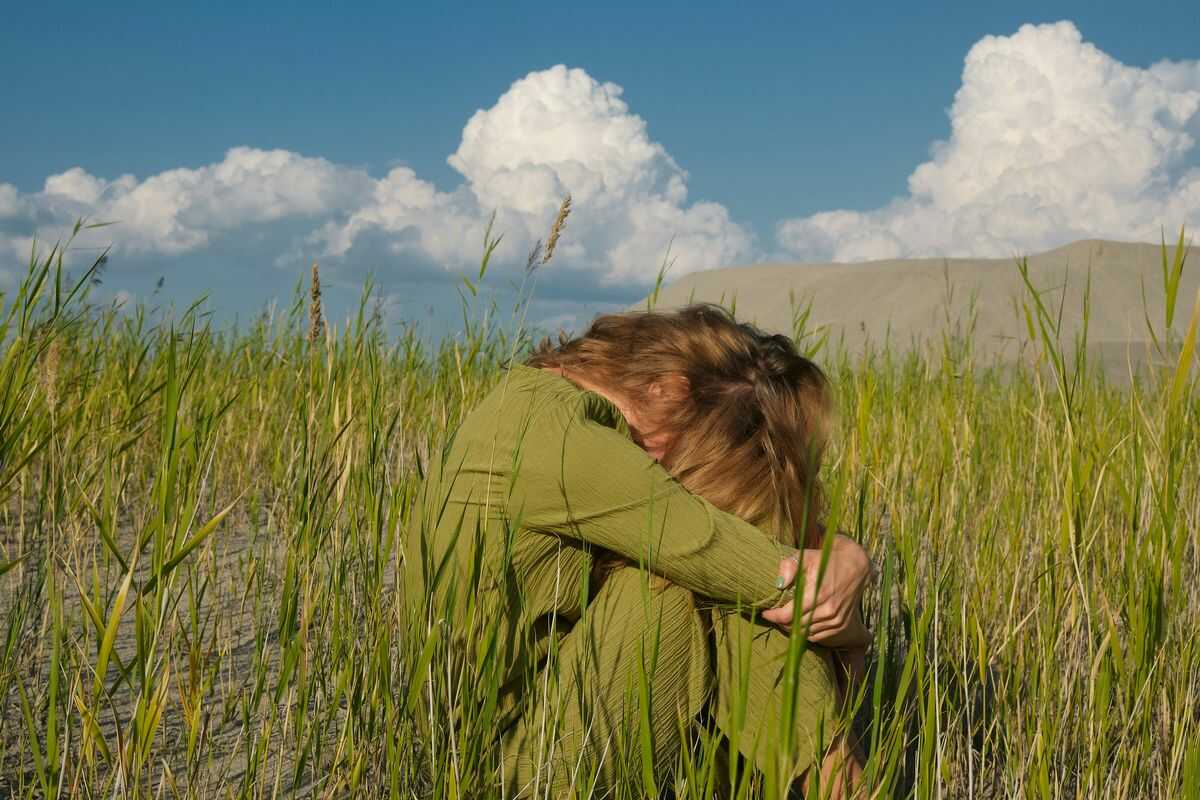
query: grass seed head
309 261 325 344
40 335 61 410
542 194 572 266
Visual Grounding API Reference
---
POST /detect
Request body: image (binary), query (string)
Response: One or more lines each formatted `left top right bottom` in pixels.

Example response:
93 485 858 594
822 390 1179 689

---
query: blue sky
2 2 1198 335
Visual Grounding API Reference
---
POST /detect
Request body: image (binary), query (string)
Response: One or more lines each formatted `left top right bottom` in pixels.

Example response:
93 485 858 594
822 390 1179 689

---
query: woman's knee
500 565 710 793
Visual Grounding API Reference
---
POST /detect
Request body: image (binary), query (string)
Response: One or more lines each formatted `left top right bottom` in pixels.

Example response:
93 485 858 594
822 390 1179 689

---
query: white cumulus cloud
309 166 479 269
6 30 1198 302
3 67 751 289
3 148 371 260
0 182 27 217
316 65 754 284
776 21 1200 262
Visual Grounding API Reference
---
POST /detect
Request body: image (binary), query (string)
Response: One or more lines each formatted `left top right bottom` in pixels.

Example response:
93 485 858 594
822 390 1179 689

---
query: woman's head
527 304 834 548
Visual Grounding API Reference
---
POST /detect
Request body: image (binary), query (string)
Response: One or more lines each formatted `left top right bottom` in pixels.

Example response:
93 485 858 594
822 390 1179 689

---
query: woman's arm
510 411 791 609
509 401 875 641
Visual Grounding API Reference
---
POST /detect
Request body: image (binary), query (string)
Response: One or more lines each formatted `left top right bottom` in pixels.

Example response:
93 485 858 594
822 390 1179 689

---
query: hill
643 239 1199 374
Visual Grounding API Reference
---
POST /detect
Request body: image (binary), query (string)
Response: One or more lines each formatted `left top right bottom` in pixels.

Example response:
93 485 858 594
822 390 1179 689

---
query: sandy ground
0 512 313 794
644 239 1199 376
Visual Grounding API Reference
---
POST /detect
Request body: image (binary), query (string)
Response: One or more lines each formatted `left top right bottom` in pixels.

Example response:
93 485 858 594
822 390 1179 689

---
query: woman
405 304 872 796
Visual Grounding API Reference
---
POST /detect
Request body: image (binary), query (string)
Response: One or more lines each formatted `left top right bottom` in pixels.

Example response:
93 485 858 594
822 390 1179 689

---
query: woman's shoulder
502 364 630 435
496 364 576 411
454 365 579 443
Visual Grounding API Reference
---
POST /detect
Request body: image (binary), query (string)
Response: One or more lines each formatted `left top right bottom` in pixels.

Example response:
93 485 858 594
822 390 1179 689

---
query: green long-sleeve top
403 364 796 705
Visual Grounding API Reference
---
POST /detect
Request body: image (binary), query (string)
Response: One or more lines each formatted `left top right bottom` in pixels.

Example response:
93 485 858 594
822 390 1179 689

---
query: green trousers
498 567 839 797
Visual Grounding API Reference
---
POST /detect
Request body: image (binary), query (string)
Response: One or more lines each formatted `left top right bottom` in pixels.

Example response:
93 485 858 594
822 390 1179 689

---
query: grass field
1 225 1198 799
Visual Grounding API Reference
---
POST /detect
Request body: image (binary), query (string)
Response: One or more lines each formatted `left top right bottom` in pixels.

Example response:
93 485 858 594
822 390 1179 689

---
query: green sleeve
508 404 793 609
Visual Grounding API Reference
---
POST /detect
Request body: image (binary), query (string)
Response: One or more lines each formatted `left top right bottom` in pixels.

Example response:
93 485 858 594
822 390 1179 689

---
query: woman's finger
807 612 855 637
775 553 800 590
800 579 823 616
806 607 851 634
761 600 793 627
808 614 872 648
797 592 839 626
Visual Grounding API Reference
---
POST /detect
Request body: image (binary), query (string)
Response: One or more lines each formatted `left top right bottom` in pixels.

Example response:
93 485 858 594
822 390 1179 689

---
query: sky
2 2 1198 336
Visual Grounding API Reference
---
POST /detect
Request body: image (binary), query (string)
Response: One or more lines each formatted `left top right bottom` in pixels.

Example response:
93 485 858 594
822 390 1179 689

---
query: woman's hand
762 534 873 648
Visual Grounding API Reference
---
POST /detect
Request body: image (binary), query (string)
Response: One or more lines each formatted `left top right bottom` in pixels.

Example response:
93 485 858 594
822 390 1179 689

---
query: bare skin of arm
806 732 869 800
771 533 874 798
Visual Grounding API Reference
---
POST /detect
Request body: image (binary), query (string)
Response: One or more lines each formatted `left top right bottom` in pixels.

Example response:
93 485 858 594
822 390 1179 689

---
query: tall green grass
0 226 1197 798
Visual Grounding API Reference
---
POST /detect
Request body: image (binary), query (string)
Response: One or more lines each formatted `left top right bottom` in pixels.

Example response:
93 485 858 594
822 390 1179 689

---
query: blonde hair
527 304 833 549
